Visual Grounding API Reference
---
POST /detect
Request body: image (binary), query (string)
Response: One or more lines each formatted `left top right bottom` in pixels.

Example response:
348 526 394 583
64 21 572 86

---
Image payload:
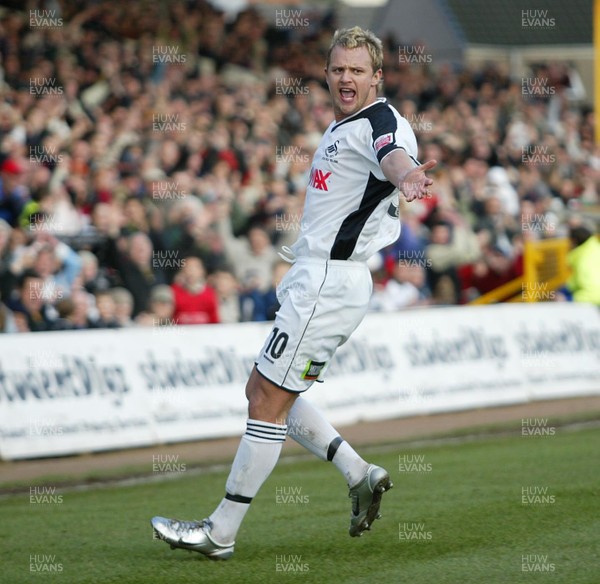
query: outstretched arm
380 149 437 202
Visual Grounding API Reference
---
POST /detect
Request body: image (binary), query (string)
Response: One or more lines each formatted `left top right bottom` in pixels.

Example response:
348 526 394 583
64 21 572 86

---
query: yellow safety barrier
469 238 571 305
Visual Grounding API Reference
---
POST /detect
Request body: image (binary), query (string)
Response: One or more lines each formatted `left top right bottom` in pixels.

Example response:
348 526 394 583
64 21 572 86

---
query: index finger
418 159 437 172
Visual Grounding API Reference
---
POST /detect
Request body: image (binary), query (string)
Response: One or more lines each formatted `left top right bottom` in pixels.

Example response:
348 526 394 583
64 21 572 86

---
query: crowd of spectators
0 1 598 333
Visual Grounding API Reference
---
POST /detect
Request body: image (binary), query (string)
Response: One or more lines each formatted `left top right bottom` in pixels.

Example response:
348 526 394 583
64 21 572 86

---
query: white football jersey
291 98 419 262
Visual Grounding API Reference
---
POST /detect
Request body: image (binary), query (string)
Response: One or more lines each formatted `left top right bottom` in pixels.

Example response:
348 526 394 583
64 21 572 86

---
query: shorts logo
387 199 399 218
374 133 393 153
309 168 332 191
301 359 326 381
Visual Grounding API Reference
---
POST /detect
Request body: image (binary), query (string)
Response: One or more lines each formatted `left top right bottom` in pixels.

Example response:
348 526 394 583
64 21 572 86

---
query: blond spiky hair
326 26 384 72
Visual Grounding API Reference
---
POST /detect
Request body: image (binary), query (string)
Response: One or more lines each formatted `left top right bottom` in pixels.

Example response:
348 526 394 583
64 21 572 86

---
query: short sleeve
370 104 419 165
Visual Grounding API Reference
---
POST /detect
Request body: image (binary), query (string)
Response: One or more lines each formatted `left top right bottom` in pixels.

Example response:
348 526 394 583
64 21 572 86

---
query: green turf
1 426 598 584
2 409 599 492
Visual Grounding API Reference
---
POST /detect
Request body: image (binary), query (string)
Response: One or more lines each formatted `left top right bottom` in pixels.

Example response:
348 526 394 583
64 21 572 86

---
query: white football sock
330 440 369 487
209 419 287 544
286 396 368 486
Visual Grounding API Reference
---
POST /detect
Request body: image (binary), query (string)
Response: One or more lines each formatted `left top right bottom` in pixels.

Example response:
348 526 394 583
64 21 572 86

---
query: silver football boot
348 464 393 537
151 517 234 560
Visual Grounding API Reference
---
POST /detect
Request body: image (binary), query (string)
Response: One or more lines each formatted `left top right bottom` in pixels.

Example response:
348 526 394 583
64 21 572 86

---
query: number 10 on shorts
264 327 289 360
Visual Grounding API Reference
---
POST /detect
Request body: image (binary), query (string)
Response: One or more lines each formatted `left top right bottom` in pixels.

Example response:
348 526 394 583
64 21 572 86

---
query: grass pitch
1 424 598 584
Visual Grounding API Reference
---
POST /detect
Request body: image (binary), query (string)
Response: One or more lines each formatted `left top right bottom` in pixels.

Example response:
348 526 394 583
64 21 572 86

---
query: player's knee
246 373 297 423
247 382 271 419
244 367 261 402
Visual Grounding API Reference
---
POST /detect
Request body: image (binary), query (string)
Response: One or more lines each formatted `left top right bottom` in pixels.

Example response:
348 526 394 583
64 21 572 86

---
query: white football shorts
255 257 372 392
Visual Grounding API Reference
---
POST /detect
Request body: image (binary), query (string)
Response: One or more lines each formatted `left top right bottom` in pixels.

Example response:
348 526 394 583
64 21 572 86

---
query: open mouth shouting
339 87 356 105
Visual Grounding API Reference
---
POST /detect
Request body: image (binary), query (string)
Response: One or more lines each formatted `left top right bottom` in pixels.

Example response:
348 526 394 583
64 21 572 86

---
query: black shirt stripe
330 172 396 260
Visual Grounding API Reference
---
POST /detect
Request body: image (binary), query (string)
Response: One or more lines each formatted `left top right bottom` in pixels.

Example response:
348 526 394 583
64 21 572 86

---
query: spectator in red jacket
171 257 219 325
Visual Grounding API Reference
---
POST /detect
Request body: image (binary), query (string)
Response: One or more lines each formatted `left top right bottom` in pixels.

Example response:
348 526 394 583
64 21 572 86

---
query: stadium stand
0 0 598 334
